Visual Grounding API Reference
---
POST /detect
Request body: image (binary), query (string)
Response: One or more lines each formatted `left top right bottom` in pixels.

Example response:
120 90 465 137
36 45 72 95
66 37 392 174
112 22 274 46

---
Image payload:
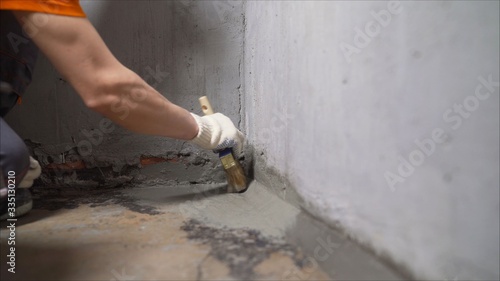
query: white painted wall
244 1 499 280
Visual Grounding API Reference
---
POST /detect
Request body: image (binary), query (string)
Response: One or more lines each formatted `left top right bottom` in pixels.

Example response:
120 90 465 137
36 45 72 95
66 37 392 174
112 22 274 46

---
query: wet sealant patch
181 219 306 280
31 187 162 216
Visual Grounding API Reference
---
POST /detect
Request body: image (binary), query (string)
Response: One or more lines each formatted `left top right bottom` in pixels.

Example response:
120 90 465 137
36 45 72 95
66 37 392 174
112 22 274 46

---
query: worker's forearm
94 71 199 140
13 12 198 140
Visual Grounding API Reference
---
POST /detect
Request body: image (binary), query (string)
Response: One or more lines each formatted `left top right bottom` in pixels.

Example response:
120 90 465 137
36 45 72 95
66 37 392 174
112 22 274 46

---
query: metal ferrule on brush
219 148 237 170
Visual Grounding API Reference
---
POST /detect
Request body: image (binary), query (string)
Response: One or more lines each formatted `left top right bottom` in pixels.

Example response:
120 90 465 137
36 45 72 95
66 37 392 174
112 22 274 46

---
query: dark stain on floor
31 186 162 216
181 219 306 279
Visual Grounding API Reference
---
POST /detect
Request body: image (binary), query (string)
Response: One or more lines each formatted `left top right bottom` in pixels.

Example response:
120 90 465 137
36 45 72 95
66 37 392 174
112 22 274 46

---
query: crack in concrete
196 252 211 281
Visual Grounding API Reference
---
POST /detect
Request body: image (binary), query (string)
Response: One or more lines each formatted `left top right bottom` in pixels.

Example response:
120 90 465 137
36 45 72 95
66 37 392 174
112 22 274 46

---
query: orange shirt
0 0 85 17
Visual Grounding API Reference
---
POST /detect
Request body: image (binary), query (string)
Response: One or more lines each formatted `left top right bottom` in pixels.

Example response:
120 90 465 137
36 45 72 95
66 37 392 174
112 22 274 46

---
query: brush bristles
222 154 248 193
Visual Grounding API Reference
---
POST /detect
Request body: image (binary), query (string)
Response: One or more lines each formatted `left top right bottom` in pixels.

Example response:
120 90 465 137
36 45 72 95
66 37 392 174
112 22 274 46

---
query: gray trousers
0 11 39 187
0 118 30 186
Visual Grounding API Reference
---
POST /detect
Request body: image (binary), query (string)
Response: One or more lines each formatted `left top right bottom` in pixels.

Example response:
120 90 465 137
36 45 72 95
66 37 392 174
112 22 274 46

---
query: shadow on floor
24 183 228 216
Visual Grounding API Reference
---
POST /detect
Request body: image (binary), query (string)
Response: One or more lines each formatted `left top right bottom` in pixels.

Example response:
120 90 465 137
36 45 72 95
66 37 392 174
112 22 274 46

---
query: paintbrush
199 96 248 193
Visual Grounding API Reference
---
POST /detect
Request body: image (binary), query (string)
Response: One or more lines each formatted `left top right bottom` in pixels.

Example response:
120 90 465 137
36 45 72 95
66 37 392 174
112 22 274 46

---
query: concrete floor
1 181 403 280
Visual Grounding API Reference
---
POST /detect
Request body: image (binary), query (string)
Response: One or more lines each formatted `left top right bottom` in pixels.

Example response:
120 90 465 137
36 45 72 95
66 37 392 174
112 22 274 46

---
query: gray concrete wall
4 0 499 279
5 0 245 186
244 1 499 280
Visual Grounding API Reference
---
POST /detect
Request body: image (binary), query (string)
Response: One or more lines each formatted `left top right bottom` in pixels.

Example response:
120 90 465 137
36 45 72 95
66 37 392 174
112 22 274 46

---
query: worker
0 0 245 220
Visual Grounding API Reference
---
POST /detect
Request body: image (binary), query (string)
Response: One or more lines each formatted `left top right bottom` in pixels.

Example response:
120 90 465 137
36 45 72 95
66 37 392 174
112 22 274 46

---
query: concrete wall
4 0 498 279
5 0 245 186
244 1 499 280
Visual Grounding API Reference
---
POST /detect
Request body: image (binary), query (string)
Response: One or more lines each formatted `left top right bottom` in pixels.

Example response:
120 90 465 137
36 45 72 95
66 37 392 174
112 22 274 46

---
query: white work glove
19 157 41 188
189 113 245 156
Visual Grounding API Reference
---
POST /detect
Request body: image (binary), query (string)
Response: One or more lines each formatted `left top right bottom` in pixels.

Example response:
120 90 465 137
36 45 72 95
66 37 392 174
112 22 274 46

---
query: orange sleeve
0 0 86 17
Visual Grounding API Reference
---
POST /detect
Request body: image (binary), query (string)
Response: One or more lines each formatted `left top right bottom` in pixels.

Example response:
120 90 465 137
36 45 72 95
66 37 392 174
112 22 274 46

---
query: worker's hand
189 113 245 156
19 157 41 188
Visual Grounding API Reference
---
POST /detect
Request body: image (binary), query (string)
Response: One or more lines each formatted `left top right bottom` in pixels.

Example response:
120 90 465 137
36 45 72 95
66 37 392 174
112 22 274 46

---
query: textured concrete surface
243 1 499 280
0 181 402 280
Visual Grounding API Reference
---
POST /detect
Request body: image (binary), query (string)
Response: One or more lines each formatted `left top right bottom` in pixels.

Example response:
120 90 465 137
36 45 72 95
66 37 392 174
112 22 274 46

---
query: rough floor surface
1 182 330 281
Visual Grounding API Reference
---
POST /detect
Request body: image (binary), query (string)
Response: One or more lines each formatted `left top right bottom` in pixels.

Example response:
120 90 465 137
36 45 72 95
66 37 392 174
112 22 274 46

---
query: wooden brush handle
199 96 247 192
199 96 215 115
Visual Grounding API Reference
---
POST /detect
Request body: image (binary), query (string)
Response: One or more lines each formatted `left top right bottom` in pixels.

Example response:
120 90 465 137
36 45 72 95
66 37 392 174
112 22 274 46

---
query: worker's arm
13 11 244 153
